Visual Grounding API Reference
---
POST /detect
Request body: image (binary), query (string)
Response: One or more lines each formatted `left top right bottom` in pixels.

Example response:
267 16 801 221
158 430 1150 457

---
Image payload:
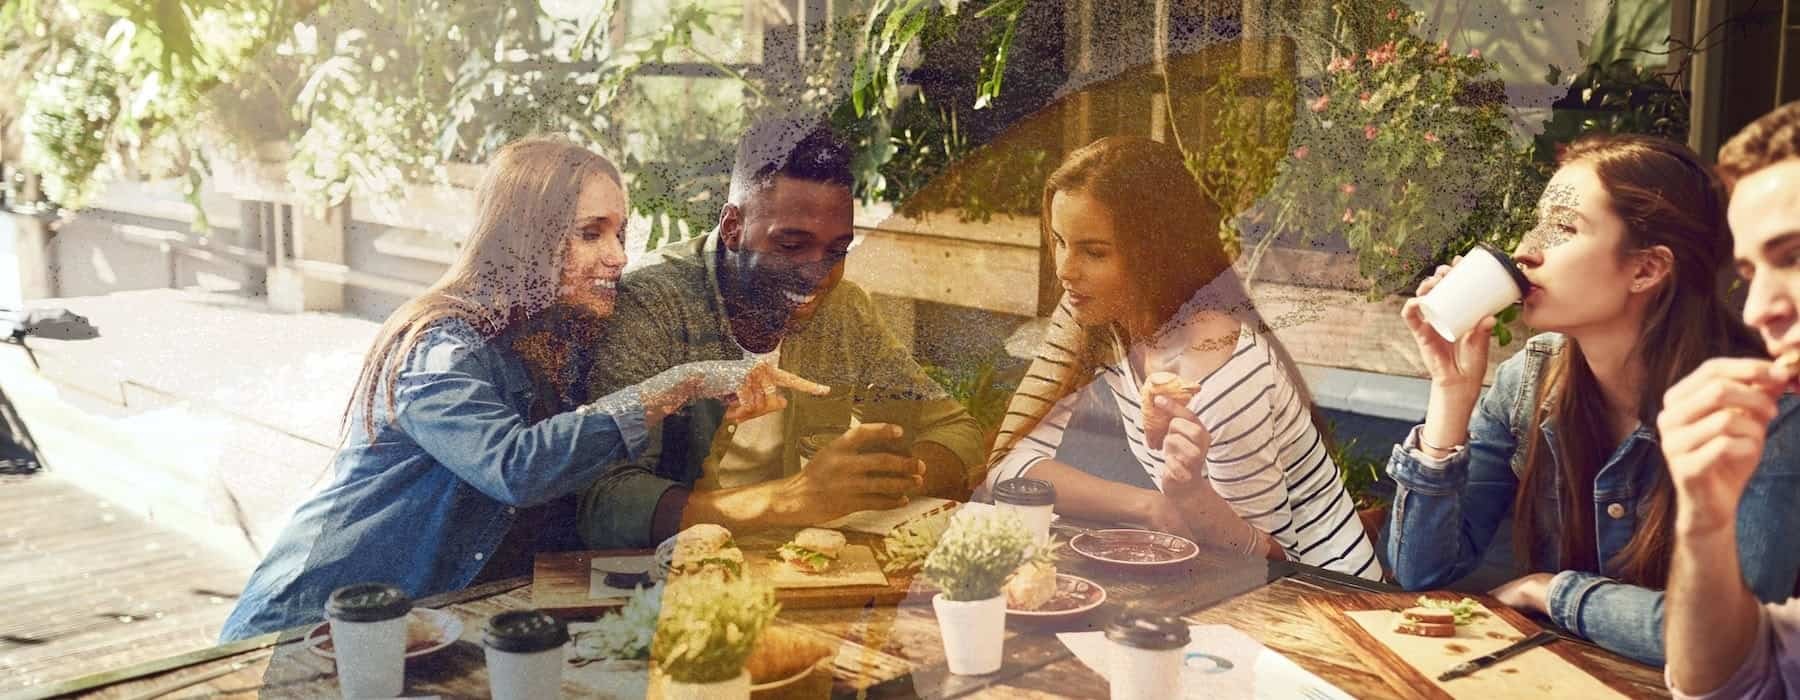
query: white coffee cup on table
324 582 411 698
482 609 569 700
993 477 1056 545
1106 612 1189 700
1414 243 1531 343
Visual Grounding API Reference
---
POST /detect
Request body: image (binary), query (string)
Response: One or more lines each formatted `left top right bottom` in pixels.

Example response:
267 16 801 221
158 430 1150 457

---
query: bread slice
1393 619 1457 637
1400 607 1456 625
1140 371 1200 449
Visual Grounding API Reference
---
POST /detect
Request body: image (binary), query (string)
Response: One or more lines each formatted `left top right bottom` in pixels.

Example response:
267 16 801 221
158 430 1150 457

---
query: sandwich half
777 528 846 574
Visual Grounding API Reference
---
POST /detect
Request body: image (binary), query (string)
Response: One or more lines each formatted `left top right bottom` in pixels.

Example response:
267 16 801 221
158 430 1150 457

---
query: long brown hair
1511 134 1763 587
345 137 623 435
997 136 1319 457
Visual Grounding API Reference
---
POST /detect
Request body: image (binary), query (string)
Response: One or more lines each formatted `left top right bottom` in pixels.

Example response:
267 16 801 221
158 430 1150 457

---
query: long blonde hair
346 137 623 435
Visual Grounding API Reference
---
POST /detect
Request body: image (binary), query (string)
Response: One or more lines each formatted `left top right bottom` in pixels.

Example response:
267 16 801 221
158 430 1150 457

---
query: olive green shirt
576 231 985 548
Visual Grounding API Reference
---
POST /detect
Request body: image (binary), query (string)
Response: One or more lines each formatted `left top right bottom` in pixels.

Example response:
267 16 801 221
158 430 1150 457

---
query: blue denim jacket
1386 333 1800 666
219 318 647 640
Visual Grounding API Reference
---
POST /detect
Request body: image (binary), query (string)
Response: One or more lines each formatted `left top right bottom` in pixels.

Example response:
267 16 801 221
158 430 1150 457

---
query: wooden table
24 540 1669 699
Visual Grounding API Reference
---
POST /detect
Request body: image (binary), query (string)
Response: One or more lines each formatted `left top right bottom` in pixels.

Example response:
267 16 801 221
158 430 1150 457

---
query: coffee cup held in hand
1415 243 1531 343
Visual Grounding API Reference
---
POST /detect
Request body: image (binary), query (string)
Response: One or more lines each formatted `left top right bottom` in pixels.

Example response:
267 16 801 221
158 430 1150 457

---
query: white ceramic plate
1006 573 1107 620
1068 528 1200 567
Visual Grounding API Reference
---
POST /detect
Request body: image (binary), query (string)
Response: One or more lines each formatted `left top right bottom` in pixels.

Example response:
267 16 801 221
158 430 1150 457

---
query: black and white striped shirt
988 300 1381 581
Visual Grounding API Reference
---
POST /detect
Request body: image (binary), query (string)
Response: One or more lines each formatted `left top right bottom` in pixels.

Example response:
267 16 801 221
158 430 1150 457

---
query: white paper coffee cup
482 610 569 700
1106 612 1189 700
325 583 412 698
1415 243 1530 342
993 477 1056 545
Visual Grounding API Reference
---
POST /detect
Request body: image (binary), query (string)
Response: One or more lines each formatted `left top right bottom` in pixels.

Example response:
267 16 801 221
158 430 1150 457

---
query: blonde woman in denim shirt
220 138 822 640
1387 134 1800 665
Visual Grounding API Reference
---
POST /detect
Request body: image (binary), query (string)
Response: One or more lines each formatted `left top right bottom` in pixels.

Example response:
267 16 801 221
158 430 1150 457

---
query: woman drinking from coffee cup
1386 133 1800 665
220 137 824 640
985 136 1380 580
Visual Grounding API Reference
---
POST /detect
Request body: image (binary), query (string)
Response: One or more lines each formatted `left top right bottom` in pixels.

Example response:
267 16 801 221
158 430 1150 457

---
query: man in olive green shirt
576 121 984 549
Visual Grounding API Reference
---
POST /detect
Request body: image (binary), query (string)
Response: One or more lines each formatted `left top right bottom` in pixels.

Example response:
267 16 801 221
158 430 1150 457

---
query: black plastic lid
1105 612 1190 651
325 583 411 623
1473 242 1532 297
994 477 1056 507
483 610 569 654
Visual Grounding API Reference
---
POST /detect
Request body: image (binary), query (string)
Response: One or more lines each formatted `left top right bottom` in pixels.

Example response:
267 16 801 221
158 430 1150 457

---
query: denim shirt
219 318 648 641
1386 333 1800 666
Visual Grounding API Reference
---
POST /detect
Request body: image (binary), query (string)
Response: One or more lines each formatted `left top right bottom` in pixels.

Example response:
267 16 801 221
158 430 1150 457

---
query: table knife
1437 630 1558 682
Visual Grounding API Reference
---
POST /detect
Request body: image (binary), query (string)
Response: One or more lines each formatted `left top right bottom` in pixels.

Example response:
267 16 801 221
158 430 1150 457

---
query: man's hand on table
766 423 925 526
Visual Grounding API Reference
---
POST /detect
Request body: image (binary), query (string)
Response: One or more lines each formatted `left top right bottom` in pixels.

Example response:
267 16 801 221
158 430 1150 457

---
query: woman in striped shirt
986 136 1381 580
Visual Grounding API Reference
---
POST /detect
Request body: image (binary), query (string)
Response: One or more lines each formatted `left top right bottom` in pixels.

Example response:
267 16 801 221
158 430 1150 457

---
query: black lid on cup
483 610 569 654
1472 242 1532 297
1105 611 1190 650
325 583 411 623
994 477 1056 507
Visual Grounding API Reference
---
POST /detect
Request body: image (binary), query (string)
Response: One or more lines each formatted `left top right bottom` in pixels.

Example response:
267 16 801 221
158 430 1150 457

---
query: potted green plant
1325 426 1391 544
920 511 1040 675
649 576 780 700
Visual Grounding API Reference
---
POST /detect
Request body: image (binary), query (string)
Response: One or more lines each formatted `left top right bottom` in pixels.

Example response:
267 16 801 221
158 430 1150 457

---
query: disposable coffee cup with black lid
483 609 568 700
1415 242 1532 343
994 477 1056 545
324 582 412 698
1106 612 1189 700
327 582 411 622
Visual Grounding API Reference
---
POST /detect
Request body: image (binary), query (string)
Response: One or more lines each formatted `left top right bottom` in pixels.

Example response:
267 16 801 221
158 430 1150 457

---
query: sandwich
1780 350 1800 383
1003 561 1057 611
669 524 743 578
1140 371 1200 450
1393 607 1458 637
776 528 846 574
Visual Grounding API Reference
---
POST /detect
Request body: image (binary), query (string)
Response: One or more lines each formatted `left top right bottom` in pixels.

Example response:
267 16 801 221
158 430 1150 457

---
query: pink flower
1438 40 1451 56
1293 146 1310 160
1367 41 1398 68
1342 208 1356 223
1386 9 1398 21
1309 95 1331 113
1328 55 1354 73
1468 48 1482 59
1359 91 1372 103
1364 125 1379 140
1340 183 1357 195
1423 131 1439 143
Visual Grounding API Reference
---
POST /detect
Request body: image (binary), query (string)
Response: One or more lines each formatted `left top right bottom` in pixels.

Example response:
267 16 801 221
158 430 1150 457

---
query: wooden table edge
12 577 532 700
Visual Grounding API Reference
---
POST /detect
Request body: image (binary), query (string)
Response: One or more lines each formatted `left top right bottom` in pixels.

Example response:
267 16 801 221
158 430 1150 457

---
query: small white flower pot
653 668 749 700
933 593 1007 675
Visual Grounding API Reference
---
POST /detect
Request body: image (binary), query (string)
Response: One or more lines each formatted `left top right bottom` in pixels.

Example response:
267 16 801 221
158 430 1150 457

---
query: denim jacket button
474 552 485 560
1606 503 1626 519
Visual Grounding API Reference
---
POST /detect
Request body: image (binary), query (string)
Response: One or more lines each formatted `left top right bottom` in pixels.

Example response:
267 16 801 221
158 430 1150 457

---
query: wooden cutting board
532 547 918 618
1301 591 1635 700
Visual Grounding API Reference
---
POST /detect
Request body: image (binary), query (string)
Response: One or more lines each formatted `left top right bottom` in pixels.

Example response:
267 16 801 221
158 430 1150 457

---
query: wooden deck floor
0 472 249 695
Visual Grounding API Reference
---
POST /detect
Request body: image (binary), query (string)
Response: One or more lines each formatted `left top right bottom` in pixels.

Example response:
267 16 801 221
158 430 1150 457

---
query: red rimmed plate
305 608 463 660
1068 529 1199 567
1006 573 1106 620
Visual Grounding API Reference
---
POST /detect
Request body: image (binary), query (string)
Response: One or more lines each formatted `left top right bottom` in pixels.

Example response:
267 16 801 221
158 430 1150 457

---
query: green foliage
22 50 120 207
1258 5 1523 298
881 508 954 574
920 511 1036 601
650 576 780 684
1186 68 1298 260
922 355 1023 443
1323 420 1387 509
